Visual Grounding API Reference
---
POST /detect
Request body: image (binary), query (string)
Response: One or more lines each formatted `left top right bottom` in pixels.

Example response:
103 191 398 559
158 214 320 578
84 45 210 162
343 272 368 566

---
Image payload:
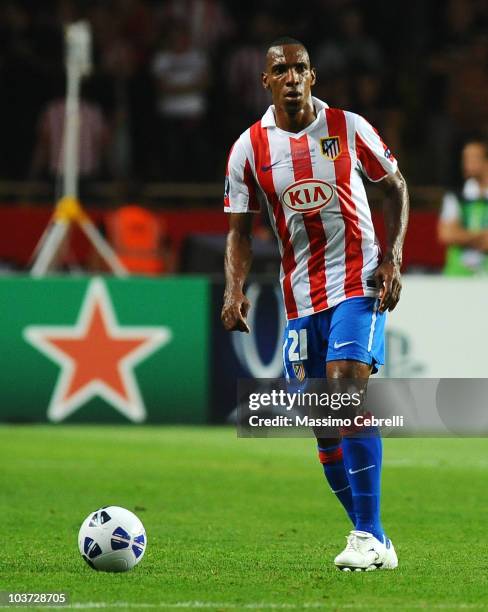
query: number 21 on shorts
287 329 308 362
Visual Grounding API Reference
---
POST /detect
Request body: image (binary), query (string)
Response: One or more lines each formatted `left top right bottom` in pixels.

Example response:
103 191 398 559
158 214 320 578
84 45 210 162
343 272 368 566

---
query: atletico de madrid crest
320 136 341 161
292 362 306 382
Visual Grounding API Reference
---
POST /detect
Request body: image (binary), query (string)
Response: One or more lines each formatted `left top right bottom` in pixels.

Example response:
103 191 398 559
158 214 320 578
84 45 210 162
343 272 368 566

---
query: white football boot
334 530 398 571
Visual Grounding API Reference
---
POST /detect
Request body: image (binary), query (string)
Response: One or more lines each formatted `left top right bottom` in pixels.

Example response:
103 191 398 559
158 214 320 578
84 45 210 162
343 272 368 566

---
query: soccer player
221 37 409 571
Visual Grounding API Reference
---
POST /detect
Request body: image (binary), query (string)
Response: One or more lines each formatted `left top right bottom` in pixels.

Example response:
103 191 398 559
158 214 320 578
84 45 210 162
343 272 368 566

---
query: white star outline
23 278 172 423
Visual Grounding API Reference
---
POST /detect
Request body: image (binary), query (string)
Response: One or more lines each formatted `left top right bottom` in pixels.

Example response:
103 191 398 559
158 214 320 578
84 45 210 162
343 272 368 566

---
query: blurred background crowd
0 0 488 276
1 0 487 189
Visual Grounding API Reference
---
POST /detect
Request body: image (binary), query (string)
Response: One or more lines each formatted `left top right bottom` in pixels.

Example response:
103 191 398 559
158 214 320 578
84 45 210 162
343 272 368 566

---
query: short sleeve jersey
224 97 398 319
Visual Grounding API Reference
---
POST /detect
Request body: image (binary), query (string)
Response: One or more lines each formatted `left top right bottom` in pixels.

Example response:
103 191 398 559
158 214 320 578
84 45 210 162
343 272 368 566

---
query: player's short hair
268 37 308 53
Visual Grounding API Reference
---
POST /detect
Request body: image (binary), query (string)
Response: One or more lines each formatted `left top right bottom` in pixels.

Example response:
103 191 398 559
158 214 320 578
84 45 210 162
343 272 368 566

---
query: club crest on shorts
320 136 341 161
293 362 306 382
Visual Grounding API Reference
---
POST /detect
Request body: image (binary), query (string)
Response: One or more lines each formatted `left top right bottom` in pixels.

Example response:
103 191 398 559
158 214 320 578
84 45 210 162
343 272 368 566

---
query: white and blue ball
78 506 146 572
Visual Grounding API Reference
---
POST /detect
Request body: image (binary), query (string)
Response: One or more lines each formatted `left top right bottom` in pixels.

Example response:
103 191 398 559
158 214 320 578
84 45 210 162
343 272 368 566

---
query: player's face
262 45 316 114
462 143 487 180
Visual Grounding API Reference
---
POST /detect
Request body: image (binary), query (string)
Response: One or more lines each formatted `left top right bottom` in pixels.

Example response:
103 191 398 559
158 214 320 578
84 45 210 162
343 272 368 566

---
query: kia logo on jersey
281 179 334 213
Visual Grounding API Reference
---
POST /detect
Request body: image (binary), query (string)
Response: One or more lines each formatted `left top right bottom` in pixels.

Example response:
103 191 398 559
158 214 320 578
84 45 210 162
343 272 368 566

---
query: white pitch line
1 601 485 610
384 458 488 469
0 604 326 611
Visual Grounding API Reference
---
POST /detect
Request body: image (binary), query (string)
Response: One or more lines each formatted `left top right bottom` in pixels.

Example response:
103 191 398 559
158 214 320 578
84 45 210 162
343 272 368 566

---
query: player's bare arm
375 169 409 313
221 213 253 333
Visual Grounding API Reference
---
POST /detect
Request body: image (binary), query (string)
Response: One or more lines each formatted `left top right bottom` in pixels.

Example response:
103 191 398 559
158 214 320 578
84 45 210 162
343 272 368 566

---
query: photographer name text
248 415 405 428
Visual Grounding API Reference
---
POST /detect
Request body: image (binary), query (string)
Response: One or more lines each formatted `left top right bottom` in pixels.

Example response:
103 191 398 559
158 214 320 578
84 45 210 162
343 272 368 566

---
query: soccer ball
78 506 146 572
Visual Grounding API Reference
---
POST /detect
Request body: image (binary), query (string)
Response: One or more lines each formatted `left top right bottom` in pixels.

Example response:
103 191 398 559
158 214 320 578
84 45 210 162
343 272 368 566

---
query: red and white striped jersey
224 97 398 320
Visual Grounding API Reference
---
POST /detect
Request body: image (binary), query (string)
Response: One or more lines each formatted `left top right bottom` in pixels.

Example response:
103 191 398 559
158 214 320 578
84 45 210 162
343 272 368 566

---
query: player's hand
375 258 402 313
221 291 251 332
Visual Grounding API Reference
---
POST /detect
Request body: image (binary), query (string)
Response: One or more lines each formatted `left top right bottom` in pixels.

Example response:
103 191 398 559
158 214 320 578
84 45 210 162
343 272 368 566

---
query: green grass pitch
0 426 487 611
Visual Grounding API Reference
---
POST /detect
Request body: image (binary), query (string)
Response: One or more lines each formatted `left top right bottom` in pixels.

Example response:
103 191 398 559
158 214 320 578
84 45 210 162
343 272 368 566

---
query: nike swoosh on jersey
348 464 375 474
333 340 356 349
261 153 315 172
261 159 285 172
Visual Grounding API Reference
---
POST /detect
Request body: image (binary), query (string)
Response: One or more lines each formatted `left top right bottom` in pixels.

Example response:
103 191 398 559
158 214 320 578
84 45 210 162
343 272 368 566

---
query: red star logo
23 279 171 422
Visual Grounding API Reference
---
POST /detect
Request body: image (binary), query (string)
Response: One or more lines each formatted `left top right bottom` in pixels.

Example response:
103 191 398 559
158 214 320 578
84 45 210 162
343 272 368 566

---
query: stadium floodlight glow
30 21 126 278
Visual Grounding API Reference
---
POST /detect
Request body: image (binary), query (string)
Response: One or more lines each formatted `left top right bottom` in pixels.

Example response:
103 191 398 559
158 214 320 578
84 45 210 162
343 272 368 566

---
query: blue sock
341 433 384 542
318 444 356 525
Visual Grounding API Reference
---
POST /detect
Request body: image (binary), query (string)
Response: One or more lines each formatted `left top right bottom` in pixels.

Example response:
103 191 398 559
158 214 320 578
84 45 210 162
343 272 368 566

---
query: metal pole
62 62 80 199
31 222 70 277
79 220 128 276
30 22 127 278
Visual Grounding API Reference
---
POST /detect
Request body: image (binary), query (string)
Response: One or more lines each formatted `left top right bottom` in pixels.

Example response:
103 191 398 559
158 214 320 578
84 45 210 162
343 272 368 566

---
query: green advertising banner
0 276 209 423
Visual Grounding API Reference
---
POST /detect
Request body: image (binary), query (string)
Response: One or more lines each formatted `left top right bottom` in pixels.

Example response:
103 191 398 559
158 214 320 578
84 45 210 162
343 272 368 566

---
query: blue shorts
283 297 386 380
